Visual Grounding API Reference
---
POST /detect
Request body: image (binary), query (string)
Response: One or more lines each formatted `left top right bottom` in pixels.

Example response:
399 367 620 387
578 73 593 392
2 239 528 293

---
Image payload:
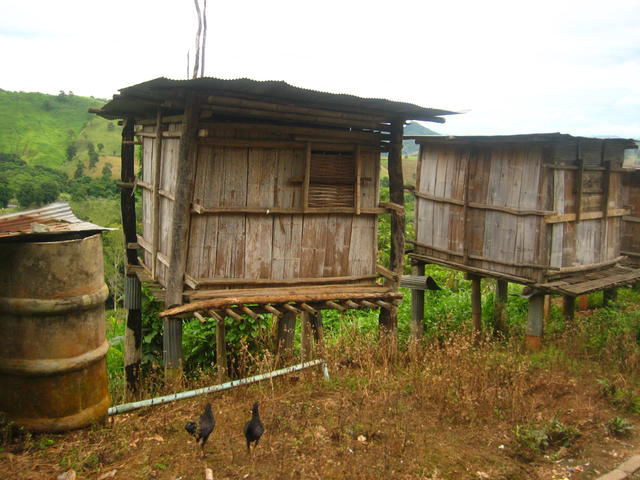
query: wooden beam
469 274 482 338
379 118 405 335
121 118 143 397
299 303 318 315
151 108 163 280
163 96 200 379
282 303 301 314
355 144 362 215
525 294 545 351
301 312 313 361
544 208 629 224
325 300 345 312
263 304 283 317
411 263 425 339
493 279 508 336
413 190 552 216
160 291 402 317
224 308 244 321
275 311 296 358
216 316 227 381
563 296 575 323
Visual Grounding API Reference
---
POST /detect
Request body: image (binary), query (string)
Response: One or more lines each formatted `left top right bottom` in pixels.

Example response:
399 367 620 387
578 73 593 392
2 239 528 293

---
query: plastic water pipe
108 358 329 416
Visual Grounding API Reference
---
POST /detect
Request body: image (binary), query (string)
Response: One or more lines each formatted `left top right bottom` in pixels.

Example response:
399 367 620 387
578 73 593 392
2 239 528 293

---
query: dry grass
2 329 640 480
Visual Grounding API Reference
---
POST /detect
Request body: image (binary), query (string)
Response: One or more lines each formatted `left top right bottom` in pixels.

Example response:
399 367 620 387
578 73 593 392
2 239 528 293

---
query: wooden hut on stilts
407 134 640 350
92 77 456 388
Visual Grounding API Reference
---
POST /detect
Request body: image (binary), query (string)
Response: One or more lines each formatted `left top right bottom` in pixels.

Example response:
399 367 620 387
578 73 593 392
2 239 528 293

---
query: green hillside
0 90 121 173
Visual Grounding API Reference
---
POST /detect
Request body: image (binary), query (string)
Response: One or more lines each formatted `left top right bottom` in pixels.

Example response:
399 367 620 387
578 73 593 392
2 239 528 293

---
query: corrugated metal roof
409 133 638 147
96 77 458 123
0 202 111 239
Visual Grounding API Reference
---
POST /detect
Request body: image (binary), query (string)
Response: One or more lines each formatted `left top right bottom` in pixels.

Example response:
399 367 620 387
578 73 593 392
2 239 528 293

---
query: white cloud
1 0 638 137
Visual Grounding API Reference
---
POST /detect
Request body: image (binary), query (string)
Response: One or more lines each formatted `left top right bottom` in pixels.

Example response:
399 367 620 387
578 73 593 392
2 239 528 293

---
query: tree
87 142 99 169
101 162 113 179
74 161 85 178
97 143 104 152
66 143 77 162
39 181 59 204
16 182 37 207
0 177 12 207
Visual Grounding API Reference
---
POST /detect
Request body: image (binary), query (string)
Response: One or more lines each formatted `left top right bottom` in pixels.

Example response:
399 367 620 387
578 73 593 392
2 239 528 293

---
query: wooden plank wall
549 141 625 270
415 144 545 282
414 139 629 283
130 124 382 287
622 171 640 266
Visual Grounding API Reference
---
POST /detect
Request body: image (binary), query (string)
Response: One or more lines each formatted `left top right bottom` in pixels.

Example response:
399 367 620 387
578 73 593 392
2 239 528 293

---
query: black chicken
243 401 264 454
185 402 215 457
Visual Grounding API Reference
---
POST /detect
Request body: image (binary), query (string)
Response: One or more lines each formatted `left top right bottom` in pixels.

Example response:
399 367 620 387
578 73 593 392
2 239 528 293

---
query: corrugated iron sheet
96 76 458 122
409 133 638 147
0 202 111 239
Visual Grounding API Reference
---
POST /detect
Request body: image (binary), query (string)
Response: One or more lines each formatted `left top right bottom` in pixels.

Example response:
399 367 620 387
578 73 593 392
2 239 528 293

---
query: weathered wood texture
136 120 382 296
414 138 632 284
621 171 640 267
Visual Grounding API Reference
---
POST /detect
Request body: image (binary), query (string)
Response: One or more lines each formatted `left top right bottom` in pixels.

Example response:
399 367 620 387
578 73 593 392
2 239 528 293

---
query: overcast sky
1 0 639 138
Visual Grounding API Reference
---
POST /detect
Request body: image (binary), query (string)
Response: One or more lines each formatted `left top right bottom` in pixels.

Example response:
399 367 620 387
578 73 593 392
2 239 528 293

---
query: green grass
0 90 120 171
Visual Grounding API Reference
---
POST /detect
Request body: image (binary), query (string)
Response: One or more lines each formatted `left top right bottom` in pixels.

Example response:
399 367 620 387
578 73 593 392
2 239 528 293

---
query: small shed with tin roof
93 77 456 382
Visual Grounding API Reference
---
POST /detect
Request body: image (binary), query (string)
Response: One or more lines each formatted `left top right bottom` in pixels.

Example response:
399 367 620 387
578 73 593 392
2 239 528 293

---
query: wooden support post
163 317 183 382
379 118 405 337
124 275 142 398
216 316 227 381
275 311 296 359
563 296 575 323
151 108 163 280
493 279 508 336
301 312 313 361
163 97 200 379
526 294 545 351
469 274 482 338
577 294 589 311
543 295 551 321
121 117 143 396
410 263 425 339
603 288 618 307
310 311 324 344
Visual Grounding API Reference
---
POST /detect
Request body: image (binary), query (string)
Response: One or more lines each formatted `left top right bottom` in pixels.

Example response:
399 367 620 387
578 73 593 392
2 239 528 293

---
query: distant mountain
403 121 438 156
0 90 121 176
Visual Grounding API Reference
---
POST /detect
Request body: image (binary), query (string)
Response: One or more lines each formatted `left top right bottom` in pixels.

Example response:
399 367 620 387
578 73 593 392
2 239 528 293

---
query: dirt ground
2 345 640 480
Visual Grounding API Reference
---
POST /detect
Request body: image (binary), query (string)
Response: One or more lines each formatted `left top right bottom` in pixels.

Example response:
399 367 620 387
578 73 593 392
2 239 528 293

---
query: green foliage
598 378 640 414
0 177 12 207
74 160 85 178
514 418 580 455
607 416 634 437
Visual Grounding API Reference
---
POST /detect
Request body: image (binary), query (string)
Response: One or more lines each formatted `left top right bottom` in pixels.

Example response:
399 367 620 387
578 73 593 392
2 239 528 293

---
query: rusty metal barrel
0 232 110 432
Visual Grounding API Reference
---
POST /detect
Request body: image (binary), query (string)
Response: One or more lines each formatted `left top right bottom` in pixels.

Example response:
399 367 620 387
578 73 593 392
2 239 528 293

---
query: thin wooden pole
563 295 575 323
164 97 200 379
410 263 425 339
275 311 296 360
216 317 227 381
526 293 545 351
603 288 618 307
493 279 508 336
121 117 142 397
301 312 313 361
469 274 482 339
151 108 163 280
379 118 405 336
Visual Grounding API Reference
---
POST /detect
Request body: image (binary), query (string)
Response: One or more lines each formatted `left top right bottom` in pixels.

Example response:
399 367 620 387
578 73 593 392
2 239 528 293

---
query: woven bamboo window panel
308 151 355 208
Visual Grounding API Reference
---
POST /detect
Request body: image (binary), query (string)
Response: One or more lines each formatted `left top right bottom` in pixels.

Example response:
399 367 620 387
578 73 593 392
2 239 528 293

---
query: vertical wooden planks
272 148 304 279
213 147 248 278
323 215 353 277
244 149 277 279
550 169 565 268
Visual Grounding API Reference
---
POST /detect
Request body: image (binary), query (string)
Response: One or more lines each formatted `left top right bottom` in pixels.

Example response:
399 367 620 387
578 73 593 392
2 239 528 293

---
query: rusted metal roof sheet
0 202 111 239
95 77 458 123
